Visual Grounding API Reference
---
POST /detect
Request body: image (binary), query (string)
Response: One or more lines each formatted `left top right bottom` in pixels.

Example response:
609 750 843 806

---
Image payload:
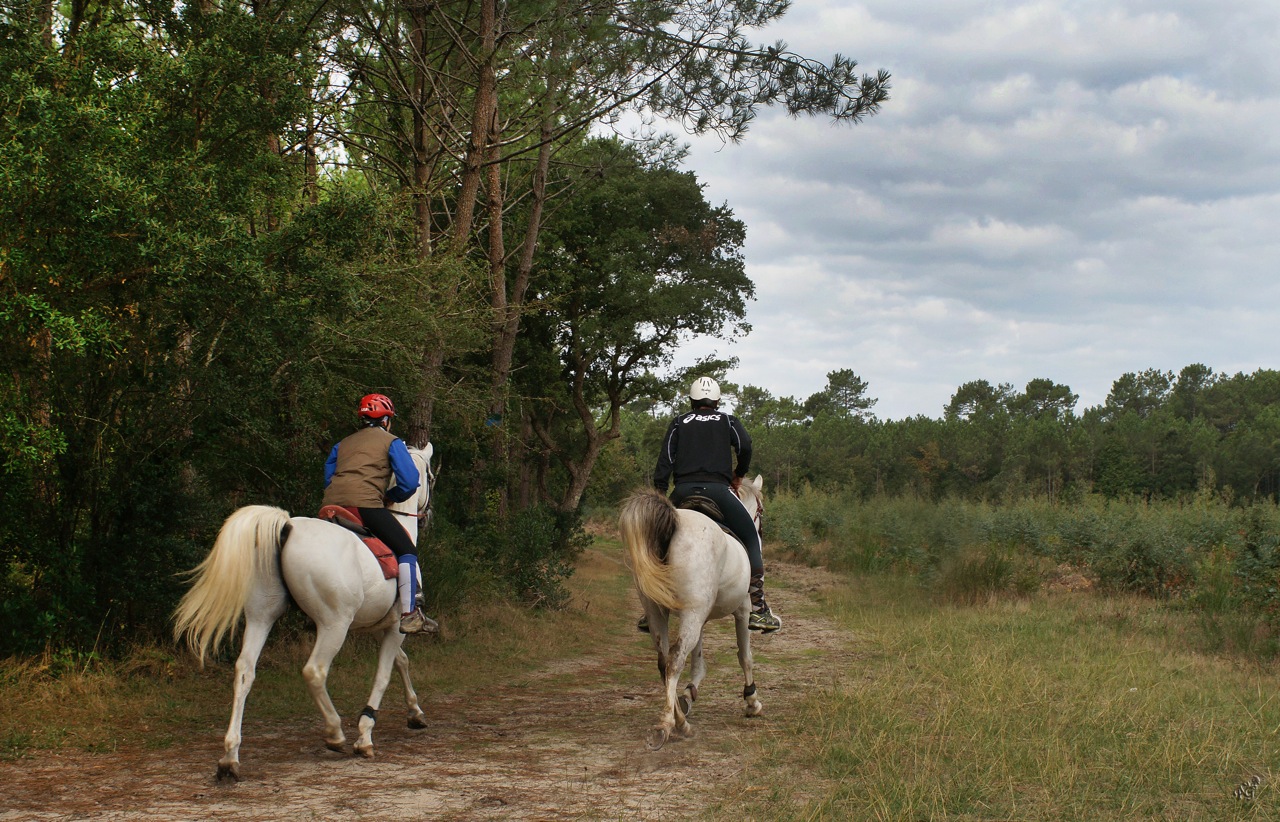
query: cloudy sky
669 0 1280 420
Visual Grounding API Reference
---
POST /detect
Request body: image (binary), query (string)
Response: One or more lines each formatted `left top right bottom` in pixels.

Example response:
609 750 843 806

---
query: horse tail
173 505 290 667
619 490 683 611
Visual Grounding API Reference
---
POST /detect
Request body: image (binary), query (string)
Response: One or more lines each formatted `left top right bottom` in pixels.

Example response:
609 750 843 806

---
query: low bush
765 488 1280 651
434 496 590 611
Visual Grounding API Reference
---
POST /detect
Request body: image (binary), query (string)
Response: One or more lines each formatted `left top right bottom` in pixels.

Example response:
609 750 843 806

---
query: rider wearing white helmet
642 376 782 633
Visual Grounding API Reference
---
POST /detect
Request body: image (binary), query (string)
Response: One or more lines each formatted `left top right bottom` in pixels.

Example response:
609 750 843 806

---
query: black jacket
653 409 752 490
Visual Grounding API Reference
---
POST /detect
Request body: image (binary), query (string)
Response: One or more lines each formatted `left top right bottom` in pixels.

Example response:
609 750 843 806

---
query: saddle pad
318 505 398 579
364 537 398 580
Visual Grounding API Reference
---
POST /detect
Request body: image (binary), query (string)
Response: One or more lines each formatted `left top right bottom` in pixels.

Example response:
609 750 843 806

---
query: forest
4 2 1279 663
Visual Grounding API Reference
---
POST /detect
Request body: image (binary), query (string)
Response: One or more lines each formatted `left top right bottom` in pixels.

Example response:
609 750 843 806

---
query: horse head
405 444 435 522
736 474 765 537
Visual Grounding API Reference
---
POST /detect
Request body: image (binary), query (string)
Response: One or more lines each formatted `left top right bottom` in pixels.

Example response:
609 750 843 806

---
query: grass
714 574 1280 821
7 531 1280 820
0 542 635 762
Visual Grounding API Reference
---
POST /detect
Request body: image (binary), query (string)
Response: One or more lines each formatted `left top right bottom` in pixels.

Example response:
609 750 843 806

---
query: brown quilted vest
322 426 398 509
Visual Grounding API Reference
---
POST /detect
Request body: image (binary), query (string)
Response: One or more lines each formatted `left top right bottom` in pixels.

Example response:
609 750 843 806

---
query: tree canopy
0 0 888 655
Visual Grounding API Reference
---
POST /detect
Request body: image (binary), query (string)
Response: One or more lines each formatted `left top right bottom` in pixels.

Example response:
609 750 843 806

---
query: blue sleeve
385 438 420 503
323 444 339 487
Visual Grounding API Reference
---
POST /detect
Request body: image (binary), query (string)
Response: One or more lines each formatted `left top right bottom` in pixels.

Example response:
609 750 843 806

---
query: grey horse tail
619 489 682 610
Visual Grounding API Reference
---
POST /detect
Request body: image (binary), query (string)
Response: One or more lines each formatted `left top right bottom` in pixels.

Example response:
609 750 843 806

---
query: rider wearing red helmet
324 393 437 635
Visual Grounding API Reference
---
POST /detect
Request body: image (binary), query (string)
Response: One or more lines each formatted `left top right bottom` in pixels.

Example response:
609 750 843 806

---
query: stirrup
399 608 439 635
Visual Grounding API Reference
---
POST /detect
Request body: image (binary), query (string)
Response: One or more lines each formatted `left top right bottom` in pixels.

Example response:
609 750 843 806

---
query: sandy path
0 561 859 821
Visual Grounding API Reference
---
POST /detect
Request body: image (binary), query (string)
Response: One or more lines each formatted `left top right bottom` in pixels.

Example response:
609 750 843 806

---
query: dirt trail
0 561 859 821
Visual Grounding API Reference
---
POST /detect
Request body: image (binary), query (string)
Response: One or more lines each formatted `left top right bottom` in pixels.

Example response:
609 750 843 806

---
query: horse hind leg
678 634 706 719
301 622 352 754
353 630 409 758
648 614 705 749
218 604 284 781
646 649 682 752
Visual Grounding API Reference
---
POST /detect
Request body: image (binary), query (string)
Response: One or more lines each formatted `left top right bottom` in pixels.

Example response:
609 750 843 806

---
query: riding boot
398 558 439 635
747 573 782 633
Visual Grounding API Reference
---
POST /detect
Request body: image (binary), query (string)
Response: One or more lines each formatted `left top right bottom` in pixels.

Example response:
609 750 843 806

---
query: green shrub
768 488 1280 648
1233 504 1280 618
932 549 1011 604
449 495 590 610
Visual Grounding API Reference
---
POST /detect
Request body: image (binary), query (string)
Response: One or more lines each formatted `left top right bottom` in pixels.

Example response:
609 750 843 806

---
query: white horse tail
173 505 291 666
620 490 683 610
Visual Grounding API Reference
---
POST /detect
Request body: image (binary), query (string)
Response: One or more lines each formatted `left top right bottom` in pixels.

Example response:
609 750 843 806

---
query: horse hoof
408 713 428 730
354 744 374 759
675 722 696 740
646 727 669 751
678 695 693 717
325 739 346 753
216 761 241 782
745 701 764 718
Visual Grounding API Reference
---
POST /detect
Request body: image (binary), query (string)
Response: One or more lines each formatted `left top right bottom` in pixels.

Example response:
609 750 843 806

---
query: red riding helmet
357 393 396 420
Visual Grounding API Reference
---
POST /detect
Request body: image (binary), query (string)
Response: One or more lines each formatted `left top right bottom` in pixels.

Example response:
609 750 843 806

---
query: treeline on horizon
598 364 1280 506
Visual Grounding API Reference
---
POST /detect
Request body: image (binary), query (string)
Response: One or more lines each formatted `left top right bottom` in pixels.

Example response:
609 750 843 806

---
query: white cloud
668 0 1280 420
930 218 1072 259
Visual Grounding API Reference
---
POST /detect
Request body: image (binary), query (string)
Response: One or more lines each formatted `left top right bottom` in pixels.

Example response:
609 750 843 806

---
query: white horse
619 475 766 750
173 445 435 781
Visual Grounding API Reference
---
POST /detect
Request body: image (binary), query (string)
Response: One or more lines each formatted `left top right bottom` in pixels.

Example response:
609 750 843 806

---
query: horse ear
751 474 763 491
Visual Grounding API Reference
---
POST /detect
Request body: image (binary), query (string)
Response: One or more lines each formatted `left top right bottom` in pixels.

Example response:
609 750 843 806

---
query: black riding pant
670 482 762 577
357 507 418 557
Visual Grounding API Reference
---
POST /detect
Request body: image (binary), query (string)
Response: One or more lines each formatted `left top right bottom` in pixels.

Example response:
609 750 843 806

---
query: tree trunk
449 0 498 255
304 109 318 205
34 0 53 49
409 5 434 257
486 102 556 421
541 352 624 512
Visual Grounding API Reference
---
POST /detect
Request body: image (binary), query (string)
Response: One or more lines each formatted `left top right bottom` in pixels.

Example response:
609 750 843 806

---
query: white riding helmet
689 376 721 403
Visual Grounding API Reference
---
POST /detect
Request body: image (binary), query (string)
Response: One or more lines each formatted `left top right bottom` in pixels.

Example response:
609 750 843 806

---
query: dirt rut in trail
0 562 859 821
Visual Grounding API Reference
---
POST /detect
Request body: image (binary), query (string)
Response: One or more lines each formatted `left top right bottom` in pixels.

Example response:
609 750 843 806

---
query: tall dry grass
713 573 1280 821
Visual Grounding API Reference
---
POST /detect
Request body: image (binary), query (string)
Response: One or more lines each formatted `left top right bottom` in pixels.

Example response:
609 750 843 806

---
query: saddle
676 496 742 546
316 505 398 580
